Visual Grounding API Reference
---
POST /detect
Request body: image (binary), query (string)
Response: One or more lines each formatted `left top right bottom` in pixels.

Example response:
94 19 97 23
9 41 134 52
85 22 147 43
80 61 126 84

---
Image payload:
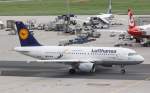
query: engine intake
78 63 95 72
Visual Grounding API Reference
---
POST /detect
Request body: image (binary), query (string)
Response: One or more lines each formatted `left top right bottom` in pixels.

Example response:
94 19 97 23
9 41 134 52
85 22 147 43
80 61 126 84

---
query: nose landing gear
120 65 126 74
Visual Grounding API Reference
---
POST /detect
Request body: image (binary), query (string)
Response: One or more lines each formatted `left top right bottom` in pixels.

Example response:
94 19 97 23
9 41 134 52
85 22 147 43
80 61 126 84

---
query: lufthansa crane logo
19 29 29 40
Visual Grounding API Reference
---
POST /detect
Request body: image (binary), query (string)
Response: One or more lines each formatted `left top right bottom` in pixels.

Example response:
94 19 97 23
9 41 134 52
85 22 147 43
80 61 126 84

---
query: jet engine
78 63 95 72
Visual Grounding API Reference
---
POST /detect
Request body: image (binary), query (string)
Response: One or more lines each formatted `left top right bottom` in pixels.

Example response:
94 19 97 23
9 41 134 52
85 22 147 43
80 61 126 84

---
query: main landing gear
69 68 76 74
120 65 126 74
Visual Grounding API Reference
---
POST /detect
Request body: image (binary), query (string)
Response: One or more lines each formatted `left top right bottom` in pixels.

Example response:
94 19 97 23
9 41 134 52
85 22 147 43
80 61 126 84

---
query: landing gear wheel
69 69 76 74
120 65 126 74
121 69 126 74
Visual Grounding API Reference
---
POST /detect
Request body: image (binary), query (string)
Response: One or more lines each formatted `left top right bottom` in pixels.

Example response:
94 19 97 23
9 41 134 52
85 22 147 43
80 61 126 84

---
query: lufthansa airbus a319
14 21 144 74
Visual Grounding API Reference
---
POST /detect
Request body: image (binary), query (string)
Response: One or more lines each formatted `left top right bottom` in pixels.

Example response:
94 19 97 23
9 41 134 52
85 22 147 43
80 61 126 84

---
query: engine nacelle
78 63 95 72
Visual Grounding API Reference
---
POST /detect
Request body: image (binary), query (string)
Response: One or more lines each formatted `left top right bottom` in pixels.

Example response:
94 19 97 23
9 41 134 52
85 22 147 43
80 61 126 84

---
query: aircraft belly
101 61 142 65
63 54 90 59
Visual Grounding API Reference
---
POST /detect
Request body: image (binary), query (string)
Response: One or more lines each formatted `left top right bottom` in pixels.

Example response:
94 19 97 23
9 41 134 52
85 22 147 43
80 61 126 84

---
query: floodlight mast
66 0 70 33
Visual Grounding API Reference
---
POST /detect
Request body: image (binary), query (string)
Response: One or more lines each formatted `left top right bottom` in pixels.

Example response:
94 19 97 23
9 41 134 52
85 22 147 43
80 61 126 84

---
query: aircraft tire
121 69 126 74
69 69 76 74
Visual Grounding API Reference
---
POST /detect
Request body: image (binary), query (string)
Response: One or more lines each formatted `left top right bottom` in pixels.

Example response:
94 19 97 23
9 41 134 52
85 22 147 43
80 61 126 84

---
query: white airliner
100 8 150 42
76 0 113 26
87 0 114 24
14 21 144 74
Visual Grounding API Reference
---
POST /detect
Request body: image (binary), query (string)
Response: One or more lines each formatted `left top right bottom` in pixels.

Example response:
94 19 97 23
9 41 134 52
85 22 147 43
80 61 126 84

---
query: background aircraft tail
107 0 112 14
128 8 136 28
15 21 41 46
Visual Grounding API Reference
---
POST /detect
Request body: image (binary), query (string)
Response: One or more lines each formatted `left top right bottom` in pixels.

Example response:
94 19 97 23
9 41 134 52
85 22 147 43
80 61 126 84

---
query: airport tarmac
0 15 150 93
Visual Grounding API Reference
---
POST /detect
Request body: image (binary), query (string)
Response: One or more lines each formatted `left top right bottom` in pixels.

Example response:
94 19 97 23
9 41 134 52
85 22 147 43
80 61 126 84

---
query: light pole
66 0 70 32
66 0 70 15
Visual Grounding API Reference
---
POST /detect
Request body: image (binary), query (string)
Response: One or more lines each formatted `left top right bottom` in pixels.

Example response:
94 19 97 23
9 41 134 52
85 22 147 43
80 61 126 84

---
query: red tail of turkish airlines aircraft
128 8 143 37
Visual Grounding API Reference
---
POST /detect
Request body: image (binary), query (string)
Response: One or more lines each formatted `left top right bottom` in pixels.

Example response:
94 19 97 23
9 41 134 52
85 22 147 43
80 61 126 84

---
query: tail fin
107 0 112 14
15 21 41 46
128 8 136 28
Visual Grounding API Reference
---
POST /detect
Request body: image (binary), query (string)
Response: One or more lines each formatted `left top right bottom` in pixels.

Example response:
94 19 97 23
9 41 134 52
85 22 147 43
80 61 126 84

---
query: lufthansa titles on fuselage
92 49 116 54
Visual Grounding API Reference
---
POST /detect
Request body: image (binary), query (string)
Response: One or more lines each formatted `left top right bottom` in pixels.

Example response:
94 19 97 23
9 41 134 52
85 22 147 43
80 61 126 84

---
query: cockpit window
128 53 138 56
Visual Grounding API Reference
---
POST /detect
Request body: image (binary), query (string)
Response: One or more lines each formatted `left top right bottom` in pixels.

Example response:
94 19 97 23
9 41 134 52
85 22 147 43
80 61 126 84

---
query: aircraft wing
96 14 113 24
99 17 110 24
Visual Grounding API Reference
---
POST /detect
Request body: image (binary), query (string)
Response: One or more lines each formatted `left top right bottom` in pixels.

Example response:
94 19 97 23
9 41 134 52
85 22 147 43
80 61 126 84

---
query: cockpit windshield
128 53 138 56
